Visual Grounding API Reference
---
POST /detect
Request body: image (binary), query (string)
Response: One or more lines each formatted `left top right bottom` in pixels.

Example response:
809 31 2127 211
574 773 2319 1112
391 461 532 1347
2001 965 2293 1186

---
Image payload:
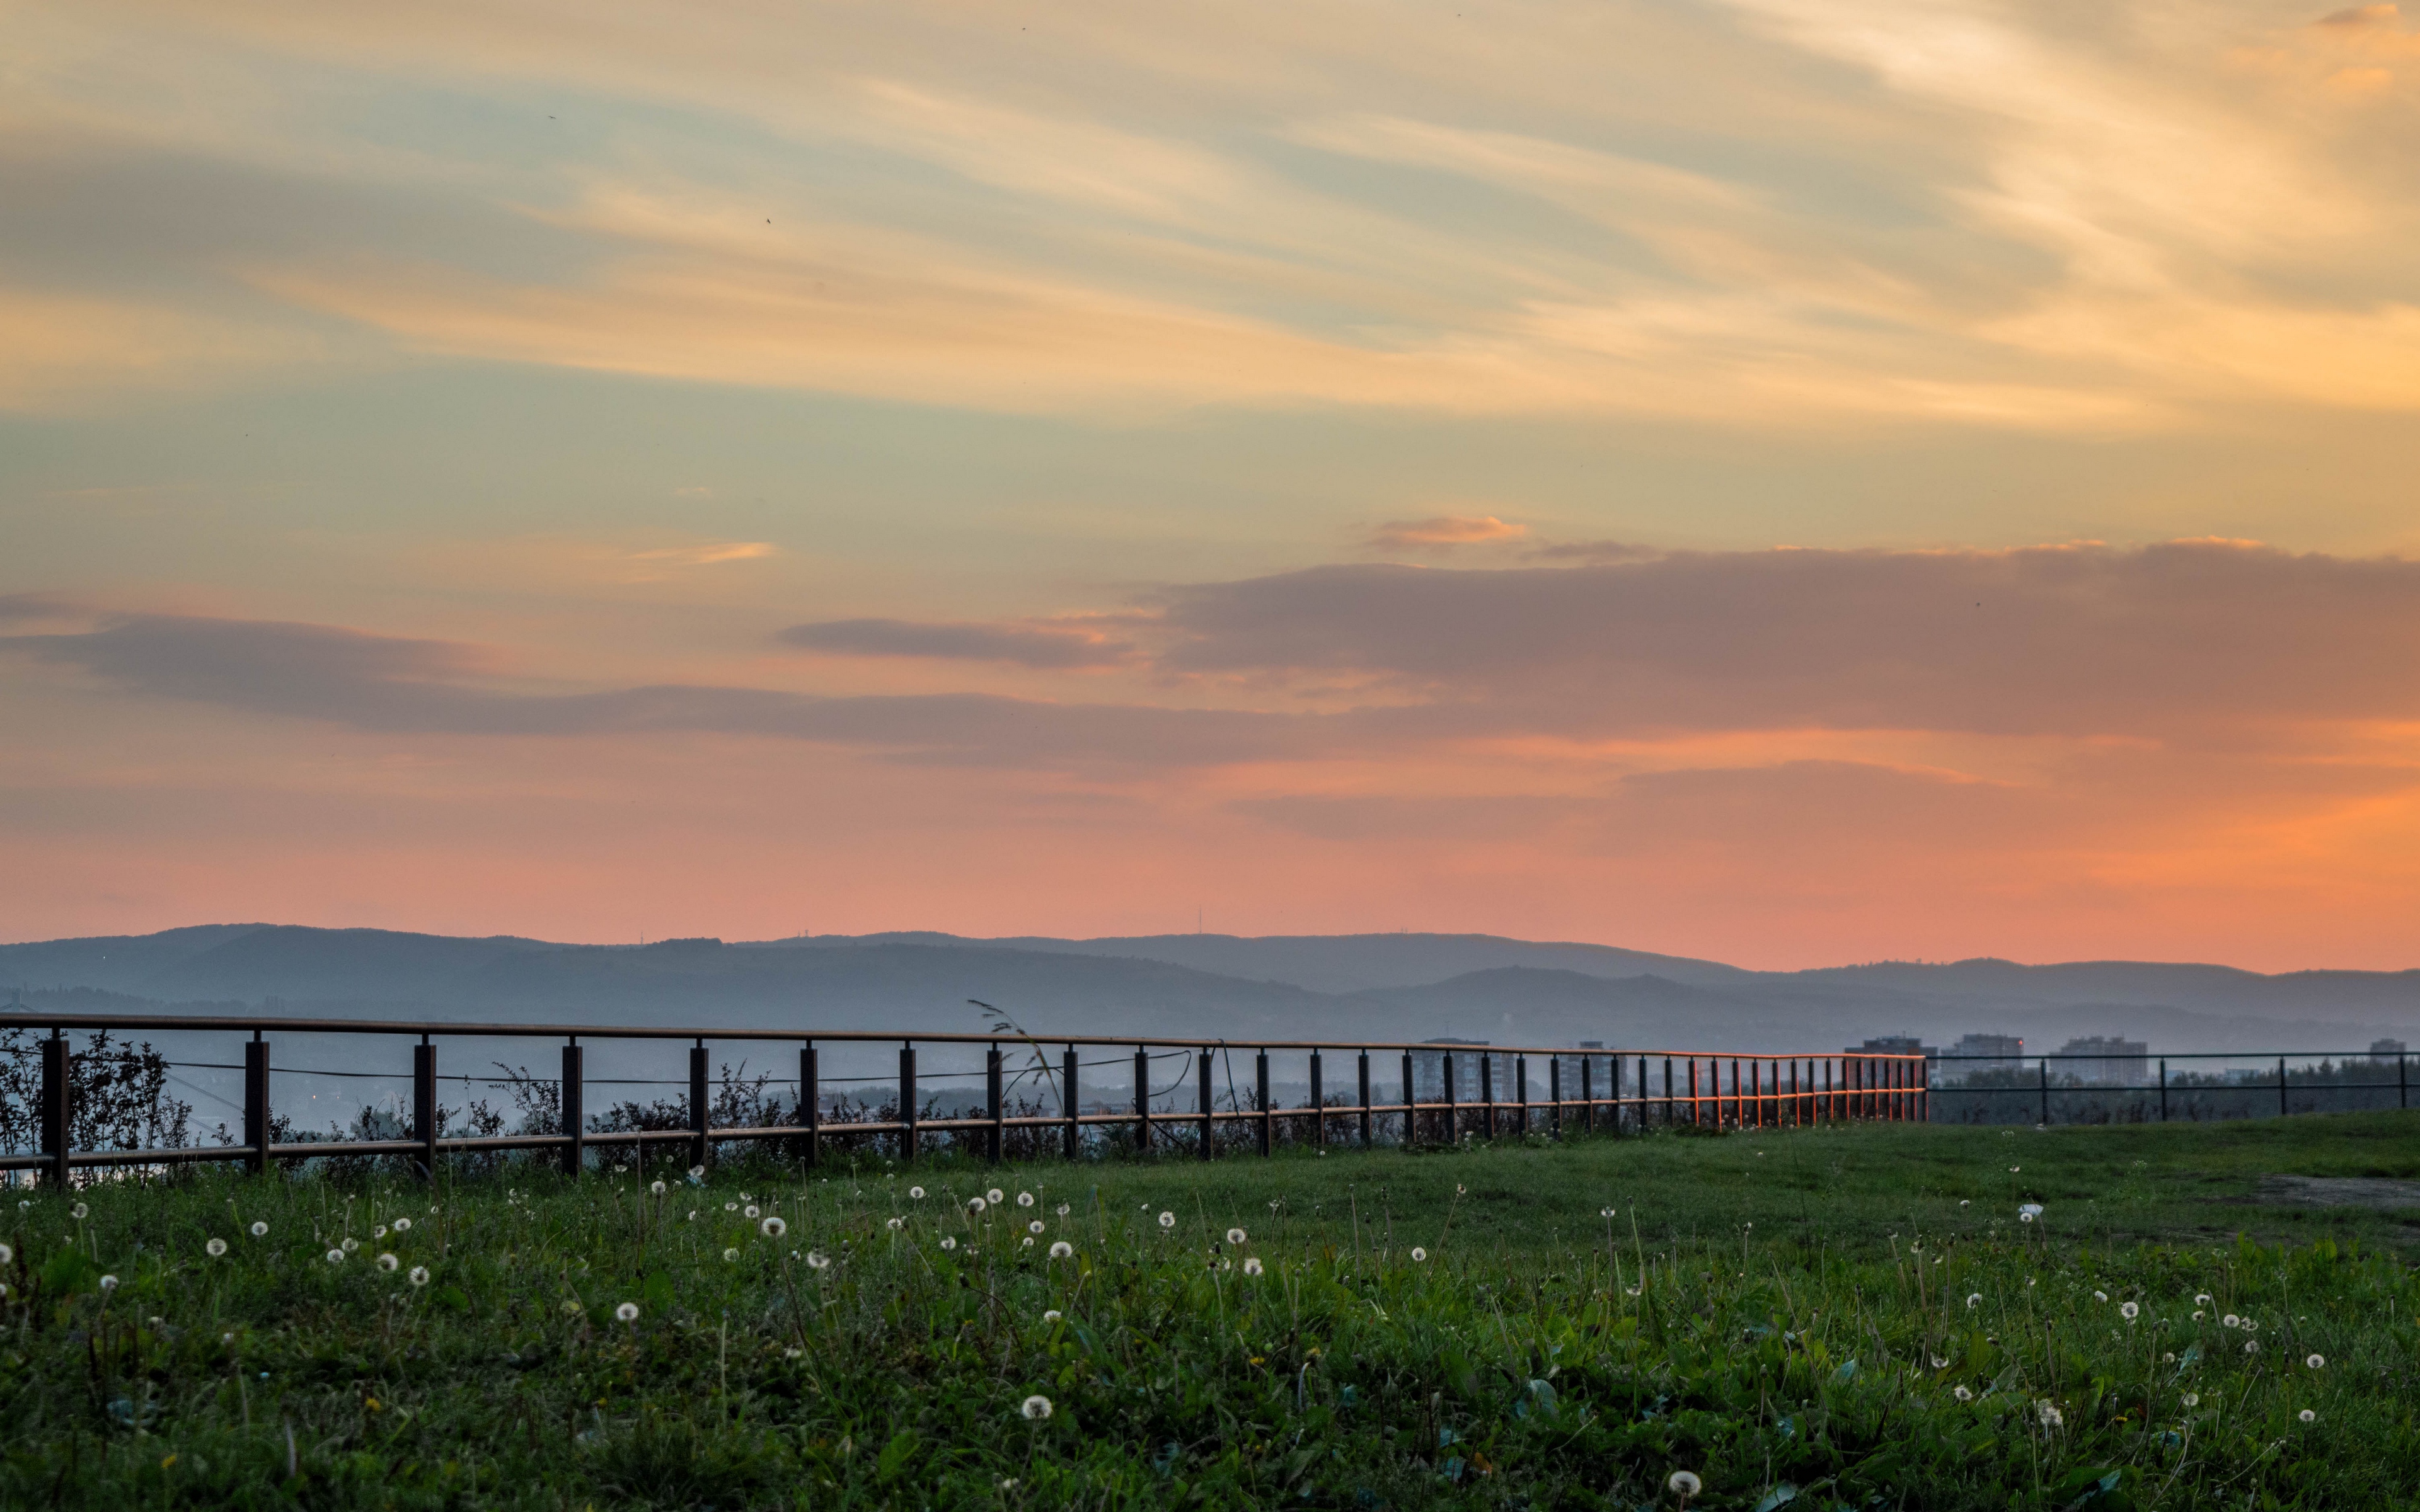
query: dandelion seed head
650 1180 666 1195
2223 1314 2240 1328
723 1247 740 1262
1966 1293 1983 1309
614 1301 640 1322
392 1218 411 1233
2036 1400 2063 1429
1666 1470 1701 1496
909 1186 925 1200
942 1237 957 1251
1049 1240 1073 1259
1042 1309 1062 1322
2121 1302 2140 1320
71 1203 89 1220
1158 1211 1175 1228
1017 1192 1034 1208
249 1221 268 1237
1243 1256 1264 1276
374 1225 388 1239
342 1237 359 1252
744 1205 759 1219
376 1252 399 1272
1930 1354 1949 1369
887 1217 904 1231
1226 1228 1247 1246
968 1197 987 1213
1056 1203 1069 1217
98 1273 119 1290
761 1215 787 1238
2245 1340 2259 1354
725 1202 737 1213
408 1266 429 1287
1410 1247 1428 1262
2307 1353 2325 1369
2094 1290 2108 1303
1954 1385 1973 1402
807 1250 830 1270
2194 1293 2212 1306
2181 1392 2199 1407
325 1249 344 1265
1599 1207 1615 1218
2299 1408 2317 1423
986 1188 1005 1205
1020 1394 1052 1421
204 1238 227 1258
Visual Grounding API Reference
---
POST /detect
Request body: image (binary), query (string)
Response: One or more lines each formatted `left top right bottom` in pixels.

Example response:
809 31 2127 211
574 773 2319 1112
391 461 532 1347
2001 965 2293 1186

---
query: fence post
1358 1051 1373 1147
897 1043 916 1165
1550 1055 1563 1138
1197 1048 1213 1160
2038 1058 2049 1126
986 1046 1005 1164
1688 1058 1700 1128
561 1040 585 1177
2402 1051 2409 1111
1749 1060 1762 1130
1255 1050 1272 1157
1310 1050 1325 1148
1067 1046 1083 1162
2158 1058 2167 1123
414 1037 439 1181
1478 1053 1495 1139
689 1041 710 1171
40 1031 69 1189
1787 1059 1799 1128
2278 1056 2288 1118
1443 1053 1457 1142
1134 1047 1152 1152
1579 1056 1593 1134
1400 1051 1415 1145
1661 1057 1672 1126
1516 1055 1530 1137
800 1043 820 1169
243 1032 270 1177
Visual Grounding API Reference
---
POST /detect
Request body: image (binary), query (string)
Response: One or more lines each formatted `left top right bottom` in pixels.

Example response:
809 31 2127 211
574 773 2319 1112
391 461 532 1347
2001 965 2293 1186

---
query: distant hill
2 925 2412 1054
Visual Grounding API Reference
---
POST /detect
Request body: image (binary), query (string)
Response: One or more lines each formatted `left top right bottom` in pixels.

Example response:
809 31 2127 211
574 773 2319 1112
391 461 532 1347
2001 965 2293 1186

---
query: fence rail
1926 1050 2412 1125
0 1012 1927 1182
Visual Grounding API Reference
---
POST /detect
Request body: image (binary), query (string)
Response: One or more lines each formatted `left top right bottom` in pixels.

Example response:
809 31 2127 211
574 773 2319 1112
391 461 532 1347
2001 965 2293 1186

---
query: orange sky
4 1 2420 969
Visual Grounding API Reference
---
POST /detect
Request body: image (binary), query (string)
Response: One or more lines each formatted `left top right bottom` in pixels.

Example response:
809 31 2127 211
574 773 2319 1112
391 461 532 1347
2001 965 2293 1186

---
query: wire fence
0 1012 1927 1183
1927 1050 2413 1125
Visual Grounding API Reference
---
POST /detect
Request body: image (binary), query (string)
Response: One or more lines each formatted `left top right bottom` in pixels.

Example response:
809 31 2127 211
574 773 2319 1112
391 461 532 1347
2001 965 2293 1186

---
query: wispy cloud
1368 515 1529 550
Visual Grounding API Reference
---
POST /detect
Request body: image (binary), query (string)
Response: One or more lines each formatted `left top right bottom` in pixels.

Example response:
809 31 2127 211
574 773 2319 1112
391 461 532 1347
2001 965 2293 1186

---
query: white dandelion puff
72 1203 89 1220
650 1180 666 1195
325 1249 345 1265
1158 1211 1175 1229
2121 1302 2140 1320
968 1196 988 1213
1667 1470 1701 1497
377 1253 399 1272
1243 1257 1264 1276
725 1202 737 1213
723 1247 740 1262
986 1188 1005 1206
2094 1290 2108 1303
942 1237 957 1251
1930 1355 1949 1370
408 1266 429 1287
2194 1293 2211 1306
887 1217 905 1231
99 1273 119 1291
688 1166 705 1180
1056 1203 1070 1217
374 1225 388 1239
1410 1247 1428 1262
2307 1353 2325 1370
2244 1340 2259 1355
1049 1241 1073 1259
744 1205 759 1219
2223 1314 2240 1328
342 1237 359 1252
1953 1385 1973 1402
1017 1192 1034 1208
761 1216 787 1239
1020 1394 1052 1421
1028 1220 1044 1235
205 1238 227 1258
910 1186 925 1200
2181 1391 2199 1407
2037 1400 2063 1429
616 1302 640 1322
805 1250 830 1270
2193 1310 2206 1321
1227 1228 1247 1246
1042 1309 1062 1322
1966 1293 1983 1310
1599 1207 1615 1218
2299 1408 2317 1423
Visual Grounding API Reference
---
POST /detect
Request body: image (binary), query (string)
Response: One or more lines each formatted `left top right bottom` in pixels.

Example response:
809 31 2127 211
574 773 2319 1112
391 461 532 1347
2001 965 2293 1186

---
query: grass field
3 1111 2416 1508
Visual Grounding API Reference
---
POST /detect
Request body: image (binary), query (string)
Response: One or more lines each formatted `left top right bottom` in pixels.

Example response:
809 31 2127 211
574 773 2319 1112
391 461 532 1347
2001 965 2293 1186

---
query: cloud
1368 515 1529 550
777 617 1132 669
0 612 1303 768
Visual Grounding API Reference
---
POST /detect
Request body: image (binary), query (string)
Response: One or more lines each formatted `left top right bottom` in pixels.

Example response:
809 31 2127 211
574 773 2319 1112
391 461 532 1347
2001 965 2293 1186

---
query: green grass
4 1112 2417 1508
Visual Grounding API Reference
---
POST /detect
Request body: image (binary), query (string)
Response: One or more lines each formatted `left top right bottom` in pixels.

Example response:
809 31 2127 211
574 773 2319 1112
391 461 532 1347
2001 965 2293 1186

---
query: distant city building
1847 1035 1942 1086
1944 1033 2024 1080
2057 1035 2150 1085
1410 1039 1495 1102
2370 1038 2408 1059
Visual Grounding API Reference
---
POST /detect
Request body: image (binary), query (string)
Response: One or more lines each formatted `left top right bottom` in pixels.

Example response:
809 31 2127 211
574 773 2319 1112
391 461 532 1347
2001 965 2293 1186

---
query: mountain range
4 925 2415 1058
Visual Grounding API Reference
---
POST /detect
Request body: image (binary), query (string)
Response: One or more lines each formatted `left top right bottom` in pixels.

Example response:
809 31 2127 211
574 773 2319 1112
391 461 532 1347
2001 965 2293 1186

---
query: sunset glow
5 0 2420 968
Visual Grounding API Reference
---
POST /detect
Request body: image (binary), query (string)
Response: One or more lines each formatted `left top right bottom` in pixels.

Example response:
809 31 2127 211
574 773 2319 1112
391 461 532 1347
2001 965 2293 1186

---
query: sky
3 0 2419 970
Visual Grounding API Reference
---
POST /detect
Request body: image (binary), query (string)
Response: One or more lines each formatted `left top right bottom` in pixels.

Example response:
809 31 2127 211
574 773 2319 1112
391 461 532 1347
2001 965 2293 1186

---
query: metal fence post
1516 1055 1530 1137
1579 1056 1593 1134
1661 1056 1672 1126
689 1041 710 1171
2279 1055 2288 1118
897 1043 916 1164
2402 1051 2409 1111
1197 1048 1214 1160
1400 1051 1415 1145
1134 1047 1153 1152
1550 1055 1563 1138
2158 1058 2167 1123
800 1043 820 1169
561 1040 585 1177
243 1032 270 1177
1066 1046 1083 1162
1480 1053 1495 1139
1443 1053 1457 1142
41 1031 69 1189
1687 1058 1700 1128
2038 1058 2049 1126
414 1037 439 1180
1255 1050 1272 1157
1309 1050 1325 1148
986 1046 1005 1163
1357 1051 1373 1147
